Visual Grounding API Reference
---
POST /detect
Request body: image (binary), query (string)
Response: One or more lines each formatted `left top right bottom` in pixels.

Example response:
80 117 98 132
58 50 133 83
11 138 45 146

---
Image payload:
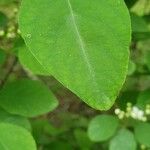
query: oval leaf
0 79 58 117
88 115 119 142
109 129 137 150
19 0 131 110
0 123 36 150
135 122 150 147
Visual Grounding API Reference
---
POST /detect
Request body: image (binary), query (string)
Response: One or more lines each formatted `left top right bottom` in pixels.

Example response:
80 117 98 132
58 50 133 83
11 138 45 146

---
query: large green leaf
19 0 131 110
15 38 49 75
88 115 119 142
0 123 36 150
135 122 150 147
109 129 137 150
0 79 58 117
19 45 49 75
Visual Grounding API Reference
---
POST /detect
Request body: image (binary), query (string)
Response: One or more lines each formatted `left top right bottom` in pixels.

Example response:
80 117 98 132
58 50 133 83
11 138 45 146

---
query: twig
0 57 18 89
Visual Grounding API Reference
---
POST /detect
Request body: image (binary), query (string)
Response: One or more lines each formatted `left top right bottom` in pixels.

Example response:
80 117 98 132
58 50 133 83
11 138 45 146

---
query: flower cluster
0 7 19 40
114 102 150 122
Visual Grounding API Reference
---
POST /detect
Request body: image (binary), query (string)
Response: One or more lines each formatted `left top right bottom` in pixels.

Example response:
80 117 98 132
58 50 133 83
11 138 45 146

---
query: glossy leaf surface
19 0 131 110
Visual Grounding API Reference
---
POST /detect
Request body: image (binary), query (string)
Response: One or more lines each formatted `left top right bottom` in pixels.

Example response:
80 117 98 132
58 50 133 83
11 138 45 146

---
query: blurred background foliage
1 0 150 150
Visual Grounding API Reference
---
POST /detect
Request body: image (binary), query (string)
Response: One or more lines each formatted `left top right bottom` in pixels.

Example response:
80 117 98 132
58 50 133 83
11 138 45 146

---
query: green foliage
0 123 36 150
135 122 150 147
0 107 31 131
74 129 93 150
16 38 49 75
137 90 150 109
109 129 137 150
19 0 131 110
0 0 150 149
88 115 119 142
0 79 58 117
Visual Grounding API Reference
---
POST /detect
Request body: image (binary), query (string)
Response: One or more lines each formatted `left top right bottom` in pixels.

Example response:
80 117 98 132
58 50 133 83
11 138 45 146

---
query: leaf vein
67 0 99 93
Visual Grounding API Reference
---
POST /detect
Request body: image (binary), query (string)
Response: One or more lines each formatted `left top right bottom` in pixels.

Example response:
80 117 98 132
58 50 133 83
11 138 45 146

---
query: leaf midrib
66 0 100 94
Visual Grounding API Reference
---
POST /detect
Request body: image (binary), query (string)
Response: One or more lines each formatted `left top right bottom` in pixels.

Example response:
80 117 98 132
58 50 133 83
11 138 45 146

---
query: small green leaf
0 123 36 150
135 122 150 147
0 107 31 131
0 79 58 117
88 115 119 142
19 0 131 110
109 129 137 150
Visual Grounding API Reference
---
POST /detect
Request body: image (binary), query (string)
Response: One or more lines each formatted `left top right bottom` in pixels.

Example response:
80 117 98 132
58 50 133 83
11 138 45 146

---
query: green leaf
74 129 93 150
135 122 150 147
19 0 131 110
136 90 150 109
88 115 119 142
0 123 36 150
109 129 137 150
16 38 49 75
0 107 31 131
0 79 58 117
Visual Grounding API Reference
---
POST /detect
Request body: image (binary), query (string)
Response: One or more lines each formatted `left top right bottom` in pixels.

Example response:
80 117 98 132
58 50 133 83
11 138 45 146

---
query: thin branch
0 57 18 89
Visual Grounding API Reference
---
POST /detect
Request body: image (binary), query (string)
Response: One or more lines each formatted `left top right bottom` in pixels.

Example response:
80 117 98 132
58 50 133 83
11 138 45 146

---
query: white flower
131 106 144 120
115 108 120 115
